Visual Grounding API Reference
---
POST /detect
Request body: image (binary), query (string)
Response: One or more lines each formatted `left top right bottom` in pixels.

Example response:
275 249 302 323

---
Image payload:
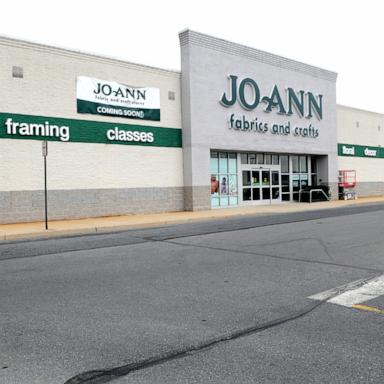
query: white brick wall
0 37 181 128
0 37 183 193
337 105 383 147
338 157 384 182
337 105 384 183
0 140 183 191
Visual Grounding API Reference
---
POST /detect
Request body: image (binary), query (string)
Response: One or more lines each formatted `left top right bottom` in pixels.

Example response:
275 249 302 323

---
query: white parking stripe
309 275 384 307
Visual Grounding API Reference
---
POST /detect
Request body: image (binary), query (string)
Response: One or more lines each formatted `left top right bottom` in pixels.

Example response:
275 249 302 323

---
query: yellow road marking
351 304 384 314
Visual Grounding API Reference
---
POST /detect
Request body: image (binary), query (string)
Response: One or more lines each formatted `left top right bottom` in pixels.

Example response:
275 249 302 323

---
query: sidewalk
1 196 383 241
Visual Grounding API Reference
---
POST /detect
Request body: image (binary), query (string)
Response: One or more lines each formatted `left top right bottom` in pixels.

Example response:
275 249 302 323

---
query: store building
0 35 184 224
0 31 382 224
337 105 384 197
180 31 338 210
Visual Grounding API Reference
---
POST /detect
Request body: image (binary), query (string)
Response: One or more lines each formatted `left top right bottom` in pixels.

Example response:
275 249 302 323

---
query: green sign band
338 143 384 159
77 99 161 121
0 112 182 148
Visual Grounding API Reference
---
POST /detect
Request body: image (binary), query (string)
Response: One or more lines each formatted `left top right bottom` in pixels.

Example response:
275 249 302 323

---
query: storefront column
180 36 211 211
317 154 338 200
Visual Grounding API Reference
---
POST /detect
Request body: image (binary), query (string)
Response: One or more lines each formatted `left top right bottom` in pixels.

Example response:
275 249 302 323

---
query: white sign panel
77 76 160 121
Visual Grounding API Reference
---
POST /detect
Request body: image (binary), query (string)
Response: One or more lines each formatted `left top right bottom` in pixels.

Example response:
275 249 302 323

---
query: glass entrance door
242 170 261 201
241 168 281 204
261 170 271 200
271 170 280 200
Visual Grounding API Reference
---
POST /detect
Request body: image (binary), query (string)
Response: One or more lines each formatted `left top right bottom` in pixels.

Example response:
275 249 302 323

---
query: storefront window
210 151 219 174
220 196 229 206
211 197 220 207
251 171 260 186
281 175 290 193
300 156 307 173
300 174 308 188
211 174 219 207
280 155 289 173
272 171 279 185
229 174 238 205
292 174 300 200
211 175 219 193
229 175 238 194
310 156 318 187
220 175 228 195
256 153 264 164
242 170 251 186
249 153 256 164
212 151 316 206
262 171 270 186
228 153 237 173
240 153 248 164
219 152 228 173
243 188 251 201
292 156 299 173
211 151 238 207
310 156 317 173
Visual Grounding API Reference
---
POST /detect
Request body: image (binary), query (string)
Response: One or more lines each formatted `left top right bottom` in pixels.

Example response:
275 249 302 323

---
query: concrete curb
0 213 260 242
1 198 384 242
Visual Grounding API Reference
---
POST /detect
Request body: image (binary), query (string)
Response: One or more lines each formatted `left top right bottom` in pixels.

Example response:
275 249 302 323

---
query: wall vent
168 91 175 100
12 66 23 78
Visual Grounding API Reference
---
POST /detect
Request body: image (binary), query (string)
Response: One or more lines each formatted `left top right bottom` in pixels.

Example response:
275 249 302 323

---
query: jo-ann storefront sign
77 76 161 121
338 143 384 159
0 113 181 147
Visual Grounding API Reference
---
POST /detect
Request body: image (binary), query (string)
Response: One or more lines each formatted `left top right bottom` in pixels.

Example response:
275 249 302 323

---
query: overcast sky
2 0 383 113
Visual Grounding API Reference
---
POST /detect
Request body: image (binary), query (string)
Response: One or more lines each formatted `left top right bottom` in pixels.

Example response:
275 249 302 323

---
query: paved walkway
1 196 383 241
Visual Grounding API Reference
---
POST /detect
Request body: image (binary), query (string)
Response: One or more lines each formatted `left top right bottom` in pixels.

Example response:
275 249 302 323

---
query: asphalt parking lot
1 204 383 383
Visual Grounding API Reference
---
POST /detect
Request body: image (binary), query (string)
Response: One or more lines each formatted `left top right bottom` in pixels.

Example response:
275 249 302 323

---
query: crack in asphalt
61 226 382 383
163 239 382 274
233 237 335 261
60 299 332 383
62 274 378 384
0 233 379 274
1 204 383 383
